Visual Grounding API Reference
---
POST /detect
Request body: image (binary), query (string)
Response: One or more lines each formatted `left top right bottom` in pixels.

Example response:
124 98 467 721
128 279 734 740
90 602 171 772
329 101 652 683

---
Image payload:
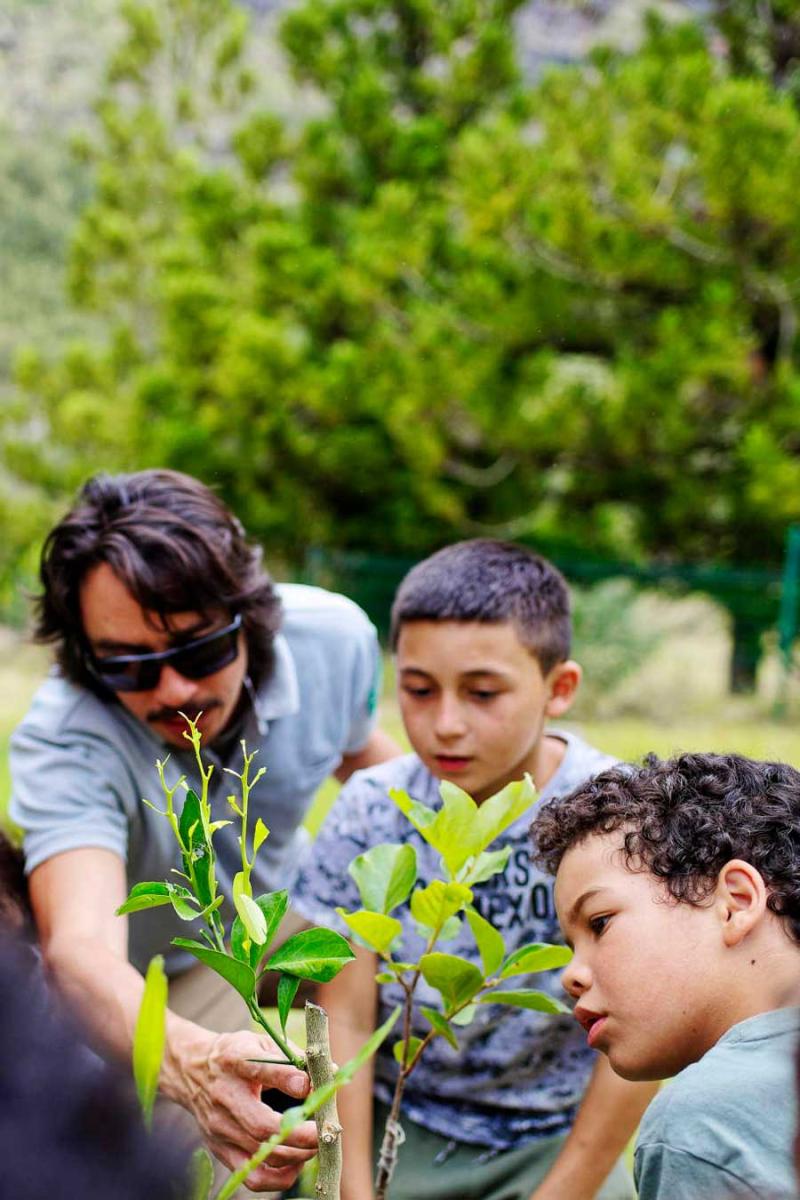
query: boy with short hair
292 539 656 1200
531 751 800 1200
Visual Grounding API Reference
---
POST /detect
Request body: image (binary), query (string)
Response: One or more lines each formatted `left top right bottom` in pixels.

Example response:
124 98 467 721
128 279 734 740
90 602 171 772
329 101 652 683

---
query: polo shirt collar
252 633 300 724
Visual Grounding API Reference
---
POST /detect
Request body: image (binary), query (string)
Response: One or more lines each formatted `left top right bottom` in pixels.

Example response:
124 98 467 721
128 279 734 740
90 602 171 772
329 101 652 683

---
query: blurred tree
6 0 800 688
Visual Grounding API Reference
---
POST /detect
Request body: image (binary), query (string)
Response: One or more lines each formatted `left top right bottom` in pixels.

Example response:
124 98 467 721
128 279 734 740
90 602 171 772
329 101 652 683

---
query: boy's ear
714 859 768 947
545 660 582 718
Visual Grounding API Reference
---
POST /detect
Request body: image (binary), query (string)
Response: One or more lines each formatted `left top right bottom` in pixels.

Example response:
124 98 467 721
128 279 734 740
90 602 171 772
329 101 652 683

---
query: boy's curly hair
531 752 800 943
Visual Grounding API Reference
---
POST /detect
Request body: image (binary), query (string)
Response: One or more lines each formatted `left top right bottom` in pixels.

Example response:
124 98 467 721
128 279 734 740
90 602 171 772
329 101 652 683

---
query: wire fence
302 537 800 704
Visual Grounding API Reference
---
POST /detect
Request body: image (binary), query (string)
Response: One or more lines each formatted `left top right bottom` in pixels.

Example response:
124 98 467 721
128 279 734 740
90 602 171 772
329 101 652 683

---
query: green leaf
463 846 512 885
348 842 417 914
179 788 204 848
233 871 267 943
133 955 167 1129
117 881 171 916
451 1003 477 1027
336 908 402 955
433 781 485 875
172 938 256 1001
393 1035 423 1066
260 928 354 982
410 880 472 933
479 989 570 1014
334 1005 402 1084
233 869 251 902
231 890 289 967
466 909 505 976
420 1005 459 1049
253 817 270 854
388 788 437 834
419 953 484 1016
471 776 538 854
235 891 268 945
438 915 462 941
277 975 301 1035
391 778 537 877
179 789 213 907
167 882 201 921
190 1147 214 1200
499 944 573 978
254 890 290 952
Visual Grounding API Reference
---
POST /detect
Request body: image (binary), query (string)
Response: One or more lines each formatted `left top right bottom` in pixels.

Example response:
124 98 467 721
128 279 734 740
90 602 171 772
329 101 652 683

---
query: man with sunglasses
9 469 399 1193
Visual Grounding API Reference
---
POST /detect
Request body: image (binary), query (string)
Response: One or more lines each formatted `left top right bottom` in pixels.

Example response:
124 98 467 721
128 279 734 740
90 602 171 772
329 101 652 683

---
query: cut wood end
320 1120 343 1143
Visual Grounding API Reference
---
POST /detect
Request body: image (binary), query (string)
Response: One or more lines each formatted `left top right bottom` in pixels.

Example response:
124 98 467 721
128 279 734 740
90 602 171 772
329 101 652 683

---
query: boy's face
395 619 578 802
555 833 729 1081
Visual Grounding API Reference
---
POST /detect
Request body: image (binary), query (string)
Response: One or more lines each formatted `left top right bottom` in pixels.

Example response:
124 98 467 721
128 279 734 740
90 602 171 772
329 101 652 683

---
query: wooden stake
304 1002 343 1200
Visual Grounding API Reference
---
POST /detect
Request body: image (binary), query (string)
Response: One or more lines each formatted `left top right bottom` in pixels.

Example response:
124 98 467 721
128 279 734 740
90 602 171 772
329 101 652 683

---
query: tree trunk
729 610 763 694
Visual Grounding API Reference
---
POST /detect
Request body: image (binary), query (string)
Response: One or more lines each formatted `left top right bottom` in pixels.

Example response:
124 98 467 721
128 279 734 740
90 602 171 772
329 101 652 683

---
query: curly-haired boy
531 751 800 1200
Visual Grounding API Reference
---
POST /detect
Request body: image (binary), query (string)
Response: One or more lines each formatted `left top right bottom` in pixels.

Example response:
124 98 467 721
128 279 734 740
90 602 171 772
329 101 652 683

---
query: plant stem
248 999 305 1070
374 986 416 1200
305 1002 342 1200
373 969 486 1198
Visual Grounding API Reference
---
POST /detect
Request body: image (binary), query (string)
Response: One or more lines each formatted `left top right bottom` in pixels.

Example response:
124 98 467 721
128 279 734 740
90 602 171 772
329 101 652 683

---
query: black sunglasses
88 614 243 693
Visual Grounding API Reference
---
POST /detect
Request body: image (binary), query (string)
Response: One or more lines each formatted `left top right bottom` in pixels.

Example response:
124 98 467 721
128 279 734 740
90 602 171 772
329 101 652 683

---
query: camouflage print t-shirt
291 731 616 1149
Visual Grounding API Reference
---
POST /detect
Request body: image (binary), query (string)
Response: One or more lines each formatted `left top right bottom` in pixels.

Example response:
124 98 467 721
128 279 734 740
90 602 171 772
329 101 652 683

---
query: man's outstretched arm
30 846 318 1193
335 728 403 782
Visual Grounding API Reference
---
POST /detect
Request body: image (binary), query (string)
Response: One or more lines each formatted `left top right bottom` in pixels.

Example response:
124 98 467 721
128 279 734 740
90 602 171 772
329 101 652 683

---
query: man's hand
177 1028 318 1192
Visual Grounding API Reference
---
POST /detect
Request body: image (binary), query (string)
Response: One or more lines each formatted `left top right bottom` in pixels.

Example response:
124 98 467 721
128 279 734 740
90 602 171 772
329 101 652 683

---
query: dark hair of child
0 830 32 933
389 538 571 673
531 751 800 943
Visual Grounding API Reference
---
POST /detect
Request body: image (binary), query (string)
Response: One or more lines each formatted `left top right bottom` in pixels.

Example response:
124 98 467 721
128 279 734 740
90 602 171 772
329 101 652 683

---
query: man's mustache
146 700 221 724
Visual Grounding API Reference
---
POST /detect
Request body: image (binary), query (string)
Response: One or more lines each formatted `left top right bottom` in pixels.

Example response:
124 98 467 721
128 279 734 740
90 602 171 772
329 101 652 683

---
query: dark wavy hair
389 539 571 673
531 752 800 943
35 470 282 694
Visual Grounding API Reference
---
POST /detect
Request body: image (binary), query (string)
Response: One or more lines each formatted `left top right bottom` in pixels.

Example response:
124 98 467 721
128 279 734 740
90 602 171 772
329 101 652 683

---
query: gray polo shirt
10 583 380 976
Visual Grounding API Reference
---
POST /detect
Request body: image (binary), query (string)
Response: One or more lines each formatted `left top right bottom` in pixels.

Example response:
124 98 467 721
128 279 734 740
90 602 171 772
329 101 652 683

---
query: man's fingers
277 1117 319 1151
205 1139 303 1194
237 1057 310 1100
203 1111 315 1164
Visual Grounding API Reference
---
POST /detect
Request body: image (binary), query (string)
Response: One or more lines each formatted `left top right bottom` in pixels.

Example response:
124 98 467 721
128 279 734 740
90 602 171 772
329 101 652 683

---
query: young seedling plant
124 720 572 1200
119 714 367 1199
337 776 573 1200
133 952 398 1200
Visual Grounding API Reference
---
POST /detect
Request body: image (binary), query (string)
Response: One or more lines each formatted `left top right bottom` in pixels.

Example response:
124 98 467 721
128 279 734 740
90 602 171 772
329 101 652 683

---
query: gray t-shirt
291 732 616 1148
10 583 380 976
635 1007 800 1200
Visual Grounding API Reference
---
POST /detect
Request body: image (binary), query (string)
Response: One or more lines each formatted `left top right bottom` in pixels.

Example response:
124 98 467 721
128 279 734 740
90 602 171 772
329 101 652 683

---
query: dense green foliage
3 0 800 604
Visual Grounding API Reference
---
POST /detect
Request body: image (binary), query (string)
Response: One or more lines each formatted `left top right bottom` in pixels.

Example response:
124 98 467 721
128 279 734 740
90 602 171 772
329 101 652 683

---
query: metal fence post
775 524 800 716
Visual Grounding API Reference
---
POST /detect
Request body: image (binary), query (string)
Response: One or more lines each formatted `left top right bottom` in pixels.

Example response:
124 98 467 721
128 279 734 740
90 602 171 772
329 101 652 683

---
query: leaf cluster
338 776 570 1073
118 715 354 1067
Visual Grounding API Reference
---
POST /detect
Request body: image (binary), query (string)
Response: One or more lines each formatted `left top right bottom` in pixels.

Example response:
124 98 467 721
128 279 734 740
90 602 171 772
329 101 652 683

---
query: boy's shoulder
544 730 617 801
636 1008 800 1198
